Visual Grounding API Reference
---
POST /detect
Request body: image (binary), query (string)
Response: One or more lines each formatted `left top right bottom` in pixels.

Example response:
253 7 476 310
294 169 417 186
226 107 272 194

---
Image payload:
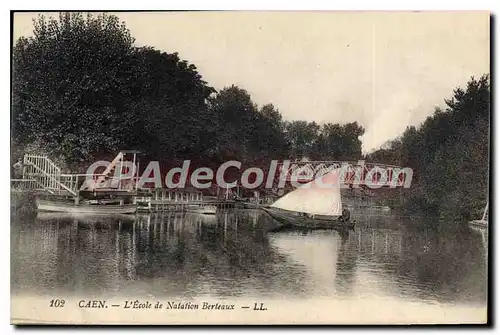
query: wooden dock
134 189 235 212
11 152 238 214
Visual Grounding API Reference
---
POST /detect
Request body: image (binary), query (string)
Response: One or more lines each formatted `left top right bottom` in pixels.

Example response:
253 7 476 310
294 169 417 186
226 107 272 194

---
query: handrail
282 161 404 169
60 173 109 177
24 154 62 174
22 157 76 196
21 153 141 195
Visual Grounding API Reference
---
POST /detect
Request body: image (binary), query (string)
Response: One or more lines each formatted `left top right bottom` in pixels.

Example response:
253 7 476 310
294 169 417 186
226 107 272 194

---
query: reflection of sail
469 224 488 261
481 230 487 248
271 169 342 216
12 210 489 306
270 231 340 296
13 210 313 298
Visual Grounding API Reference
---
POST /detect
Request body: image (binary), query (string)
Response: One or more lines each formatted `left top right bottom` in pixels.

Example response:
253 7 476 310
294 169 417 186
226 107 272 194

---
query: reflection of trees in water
334 230 358 296
11 211 488 304
11 211 307 298
342 214 487 305
11 213 64 294
395 223 487 304
131 211 308 298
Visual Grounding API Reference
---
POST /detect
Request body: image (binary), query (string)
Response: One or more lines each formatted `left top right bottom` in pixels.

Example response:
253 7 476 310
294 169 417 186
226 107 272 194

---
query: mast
135 160 140 191
482 202 488 221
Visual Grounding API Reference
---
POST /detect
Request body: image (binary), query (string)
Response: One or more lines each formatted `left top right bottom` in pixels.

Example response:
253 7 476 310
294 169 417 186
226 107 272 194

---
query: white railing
22 154 77 196
18 153 140 196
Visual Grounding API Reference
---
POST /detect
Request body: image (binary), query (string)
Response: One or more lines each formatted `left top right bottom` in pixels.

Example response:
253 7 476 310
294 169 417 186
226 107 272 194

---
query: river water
10 209 488 322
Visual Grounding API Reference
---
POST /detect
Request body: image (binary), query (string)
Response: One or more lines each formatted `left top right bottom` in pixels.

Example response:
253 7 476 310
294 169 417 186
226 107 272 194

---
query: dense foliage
12 13 215 164
12 13 364 168
367 76 490 220
12 13 489 219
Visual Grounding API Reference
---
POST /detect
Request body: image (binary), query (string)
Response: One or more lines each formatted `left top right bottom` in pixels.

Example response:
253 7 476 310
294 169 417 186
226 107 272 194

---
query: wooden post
44 158 47 189
118 154 123 190
132 153 136 190
135 160 140 191
49 163 52 190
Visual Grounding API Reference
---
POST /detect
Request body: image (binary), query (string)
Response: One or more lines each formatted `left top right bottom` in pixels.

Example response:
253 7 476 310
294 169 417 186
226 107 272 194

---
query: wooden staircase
13 151 140 196
21 154 78 196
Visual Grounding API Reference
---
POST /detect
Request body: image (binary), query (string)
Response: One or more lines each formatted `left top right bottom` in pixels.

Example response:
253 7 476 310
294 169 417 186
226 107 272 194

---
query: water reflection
11 210 487 306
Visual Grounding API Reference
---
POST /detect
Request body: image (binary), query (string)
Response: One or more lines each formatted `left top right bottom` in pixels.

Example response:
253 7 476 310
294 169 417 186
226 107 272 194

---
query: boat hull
469 219 488 230
242 202 261 209
263 207 355 230
36 198 137 214
186 205 217 215
36 211 136 222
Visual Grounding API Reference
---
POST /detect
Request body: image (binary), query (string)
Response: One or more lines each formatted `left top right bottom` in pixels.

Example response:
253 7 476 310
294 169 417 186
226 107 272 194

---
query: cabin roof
119 150 142 154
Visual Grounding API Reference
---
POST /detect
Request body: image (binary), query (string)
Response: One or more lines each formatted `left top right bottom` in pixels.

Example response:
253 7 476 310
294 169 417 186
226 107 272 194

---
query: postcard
10 10 489 325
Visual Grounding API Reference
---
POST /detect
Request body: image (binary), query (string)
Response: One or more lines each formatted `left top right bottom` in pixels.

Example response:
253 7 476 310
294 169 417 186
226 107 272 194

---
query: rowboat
263 168 355 230
35 211 136 222
263 207 355 230
186 205 218 215
36 197 137 214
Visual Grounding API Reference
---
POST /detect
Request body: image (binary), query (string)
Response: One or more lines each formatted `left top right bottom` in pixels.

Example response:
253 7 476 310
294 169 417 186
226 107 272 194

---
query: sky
13 11 490 153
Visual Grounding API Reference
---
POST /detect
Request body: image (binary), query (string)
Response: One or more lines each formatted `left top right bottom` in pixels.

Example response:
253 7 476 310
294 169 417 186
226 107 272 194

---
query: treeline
367 75 490 220
12 13 490 220
12 12 365 170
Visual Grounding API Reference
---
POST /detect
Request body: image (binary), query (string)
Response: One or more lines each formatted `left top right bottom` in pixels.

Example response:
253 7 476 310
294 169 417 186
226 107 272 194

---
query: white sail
482 202 488 221
271 169 342 216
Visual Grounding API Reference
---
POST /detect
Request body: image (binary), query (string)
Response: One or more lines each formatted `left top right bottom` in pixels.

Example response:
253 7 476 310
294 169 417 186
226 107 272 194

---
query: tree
126 47 216 159
12 12 215 166
207 85 258 160
284 121 320 159
366 75 490 220
254 104 289 160
13 13 136 163
311 122 364 161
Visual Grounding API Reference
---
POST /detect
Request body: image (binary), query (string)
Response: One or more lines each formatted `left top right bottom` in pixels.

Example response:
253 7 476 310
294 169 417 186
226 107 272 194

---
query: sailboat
263 168 355 230
469 202 488 230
